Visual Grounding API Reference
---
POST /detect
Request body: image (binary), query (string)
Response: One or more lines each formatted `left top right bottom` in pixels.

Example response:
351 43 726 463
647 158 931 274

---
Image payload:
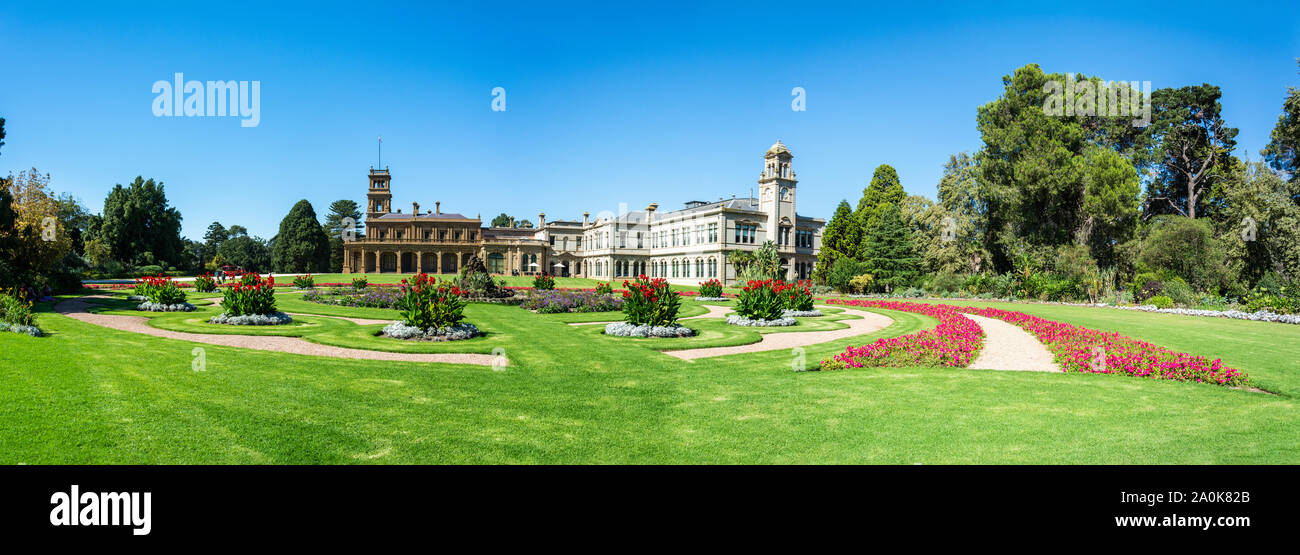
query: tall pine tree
270 200 330 273
812 199 854 284
860 203 920 292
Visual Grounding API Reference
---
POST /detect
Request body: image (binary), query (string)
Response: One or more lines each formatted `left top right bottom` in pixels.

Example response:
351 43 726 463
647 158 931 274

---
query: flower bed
303 286 404 309
603 322 695 337
532 273 556 290
698 279 724 299
520 289 623 313
820 300 984 369
380 273 480 341
134 274 187 307
726 314 796 327
293 274 315 289
0 289 42 336
193 273 217 293
381 321 482 341
136 301 196 312
211 273 290 325
209 312 293 325
962 305 1248 386
782 309 823 318
820 299 1248 387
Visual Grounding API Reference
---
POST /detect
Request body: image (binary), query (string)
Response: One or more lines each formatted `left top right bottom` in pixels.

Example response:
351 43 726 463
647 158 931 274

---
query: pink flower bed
961 305 1247 386
821 299 1248 387
820 299 984 369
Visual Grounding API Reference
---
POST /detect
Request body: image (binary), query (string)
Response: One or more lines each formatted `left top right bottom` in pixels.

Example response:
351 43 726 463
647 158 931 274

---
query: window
672 260 679 277
577 237 583 250
487 253 505 274
439 229 446 241
550 236 555 246
708 223 718 243
636 232 643 248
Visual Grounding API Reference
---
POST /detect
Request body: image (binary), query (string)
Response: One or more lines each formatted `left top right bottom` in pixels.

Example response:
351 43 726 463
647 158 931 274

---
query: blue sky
1 1 1297 240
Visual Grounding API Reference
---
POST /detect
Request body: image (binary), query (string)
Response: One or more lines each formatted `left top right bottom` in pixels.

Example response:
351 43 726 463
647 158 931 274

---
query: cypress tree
271 200 330 273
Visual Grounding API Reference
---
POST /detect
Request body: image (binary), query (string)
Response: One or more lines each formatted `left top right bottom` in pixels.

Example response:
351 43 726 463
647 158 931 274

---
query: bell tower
367 166 392 218
758 140 797 248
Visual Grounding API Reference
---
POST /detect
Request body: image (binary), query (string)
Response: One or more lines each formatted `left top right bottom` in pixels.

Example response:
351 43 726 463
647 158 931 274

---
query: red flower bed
821 299 984 369
962 306 1247 386
822 299 1247 387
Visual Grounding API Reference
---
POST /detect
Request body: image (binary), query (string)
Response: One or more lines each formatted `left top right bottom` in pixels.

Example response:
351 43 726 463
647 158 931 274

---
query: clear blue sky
2 1 1297 240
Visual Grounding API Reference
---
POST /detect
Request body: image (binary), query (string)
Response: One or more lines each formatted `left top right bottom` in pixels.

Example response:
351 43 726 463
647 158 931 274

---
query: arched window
487 253 505 274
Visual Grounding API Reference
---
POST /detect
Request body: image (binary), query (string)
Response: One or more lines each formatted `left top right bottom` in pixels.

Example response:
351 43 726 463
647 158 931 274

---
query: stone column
435 252 442 275
457 252 464 273
416 252 423 274
397 250 404 273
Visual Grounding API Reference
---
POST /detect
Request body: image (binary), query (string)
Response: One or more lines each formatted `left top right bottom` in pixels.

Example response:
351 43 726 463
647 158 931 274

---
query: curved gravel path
662 306 894 360
54 296 502 366
568 303 733 326
964 314 1060 372
211 296 392 326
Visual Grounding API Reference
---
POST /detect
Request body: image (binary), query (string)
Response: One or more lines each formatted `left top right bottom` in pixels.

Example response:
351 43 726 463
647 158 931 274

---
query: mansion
342 141 825 284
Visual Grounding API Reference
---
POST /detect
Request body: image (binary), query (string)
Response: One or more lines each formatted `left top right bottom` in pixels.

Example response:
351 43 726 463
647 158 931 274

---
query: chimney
582 211 590 227
413 202 420 215
538 212 546 228
435 201 441 214
645 203 657 224
509 216 515 228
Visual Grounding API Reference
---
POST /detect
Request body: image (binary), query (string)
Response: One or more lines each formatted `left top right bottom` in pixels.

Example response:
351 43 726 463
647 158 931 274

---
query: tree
1262 59 1300 186
227 225 248 238
323 199 363 272
1137 217 1232 292
0 169 74 276
860 203 920 292
1077 146 1141 268
812 200 854 284
217 235 271 272
491 213 512 228
98 176 184 267
853 165 906 242
1140 84 1239 219
1213 160 1300 285
270 200 330 273
931 152 990 274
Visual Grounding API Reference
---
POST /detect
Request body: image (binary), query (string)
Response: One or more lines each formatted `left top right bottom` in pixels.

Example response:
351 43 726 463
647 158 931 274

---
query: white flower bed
381 321 482 341
782 309 823 318
726 315 797 327
209 312 293 325
695 296 729 301
127 295 147 301
136 301 196 312
1109 304 1300 325
0 321 42 337
604 322 696 337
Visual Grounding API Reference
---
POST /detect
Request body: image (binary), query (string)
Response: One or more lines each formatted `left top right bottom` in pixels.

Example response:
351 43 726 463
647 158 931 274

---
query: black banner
1 465 1290 544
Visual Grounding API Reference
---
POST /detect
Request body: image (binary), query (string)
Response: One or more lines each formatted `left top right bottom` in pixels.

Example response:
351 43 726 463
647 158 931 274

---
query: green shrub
621 276 682 326
827 258 868 291
351 276 368 289
928 270 965 294
398 274 467 329
594 282 613 295
786 280 815 311
193 273 217 293
532 273 556 290
221 273 278 316
736 279 792 320
0 289 35 326
697 279 723 298
1148 295 1174 309
1162 277 1197 307
1131 272 1163 303
134 275 187 305
293 274 315 289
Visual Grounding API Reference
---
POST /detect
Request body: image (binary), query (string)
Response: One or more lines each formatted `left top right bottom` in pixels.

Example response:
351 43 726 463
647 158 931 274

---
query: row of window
650 257 720 279
376 228 477 241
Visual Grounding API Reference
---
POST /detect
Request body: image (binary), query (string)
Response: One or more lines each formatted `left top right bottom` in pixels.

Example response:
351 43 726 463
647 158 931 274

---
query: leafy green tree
270 200 330 273
1078 146 1141 268
860 203 920 292
825 257 868 291
853 165 906 247
931 152 990 274
1137 216 1232 292
812 200 853 284
217 235 271 272
1262 59 1300 187
227 225 248 238
491 213 512 228
324 199 363 272
98 176 184 267
1140 85 1239 219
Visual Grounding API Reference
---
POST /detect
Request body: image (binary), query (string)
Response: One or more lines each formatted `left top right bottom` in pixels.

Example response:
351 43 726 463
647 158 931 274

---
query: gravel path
211 296 392 326
568 303 733 326
964 314 1060 372
54 296 502 366
662 306 894 360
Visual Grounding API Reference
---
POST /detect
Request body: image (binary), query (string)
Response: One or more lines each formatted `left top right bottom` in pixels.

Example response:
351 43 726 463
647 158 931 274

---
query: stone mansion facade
342 141 824 285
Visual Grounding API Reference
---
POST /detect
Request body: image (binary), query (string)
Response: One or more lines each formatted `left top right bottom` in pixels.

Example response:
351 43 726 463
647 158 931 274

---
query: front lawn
0 293 1296 463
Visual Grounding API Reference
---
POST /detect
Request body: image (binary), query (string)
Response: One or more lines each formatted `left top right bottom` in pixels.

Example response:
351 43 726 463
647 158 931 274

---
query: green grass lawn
1 292 1297 464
